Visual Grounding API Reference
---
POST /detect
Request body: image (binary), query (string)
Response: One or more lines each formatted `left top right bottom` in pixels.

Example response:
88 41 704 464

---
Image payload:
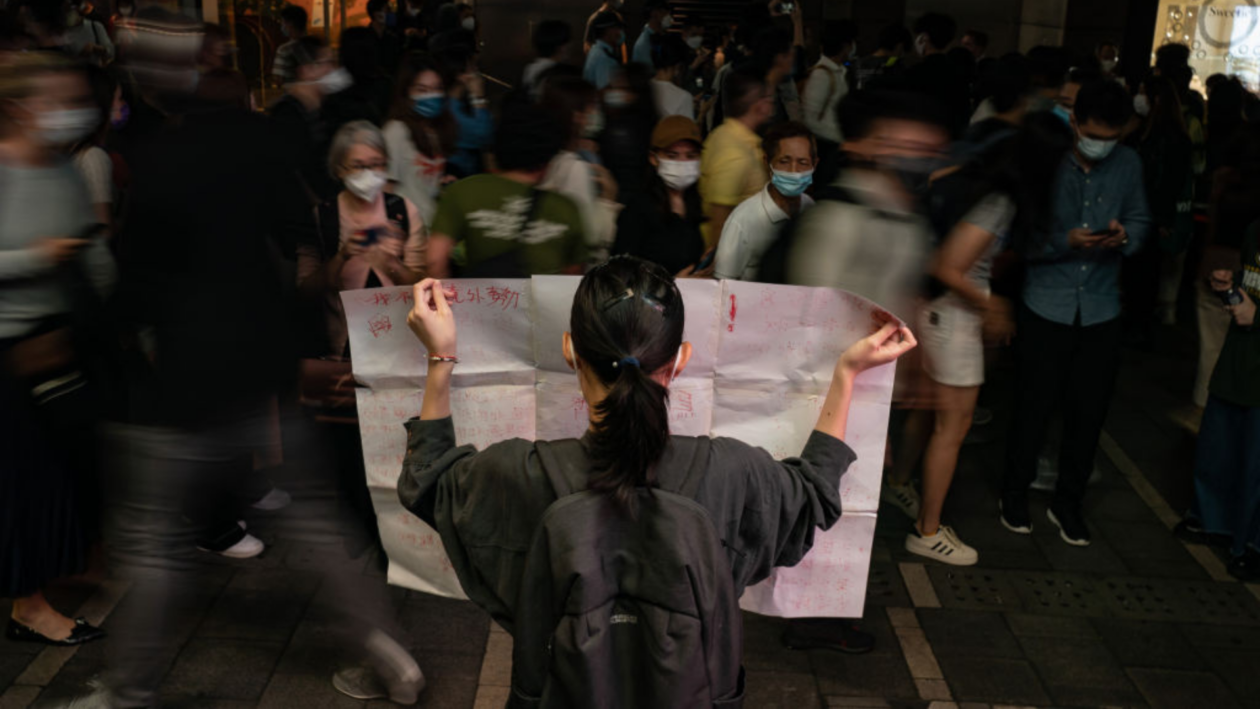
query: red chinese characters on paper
368 314 392 338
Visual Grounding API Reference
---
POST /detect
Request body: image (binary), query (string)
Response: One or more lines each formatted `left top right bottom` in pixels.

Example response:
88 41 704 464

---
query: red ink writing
369 292 392 306
368 314 392 338
487 286 521 310
728 294 737 332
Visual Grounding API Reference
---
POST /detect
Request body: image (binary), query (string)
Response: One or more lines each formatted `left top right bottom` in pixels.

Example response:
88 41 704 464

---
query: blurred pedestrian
0 49 112 650
383 52 454 228
700 68 773 248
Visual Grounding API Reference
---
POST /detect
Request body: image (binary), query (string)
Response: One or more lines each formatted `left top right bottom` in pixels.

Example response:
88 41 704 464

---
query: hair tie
612 357 641 370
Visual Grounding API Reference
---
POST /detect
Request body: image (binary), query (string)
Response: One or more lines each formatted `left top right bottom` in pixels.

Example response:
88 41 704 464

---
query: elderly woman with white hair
298 119 427 360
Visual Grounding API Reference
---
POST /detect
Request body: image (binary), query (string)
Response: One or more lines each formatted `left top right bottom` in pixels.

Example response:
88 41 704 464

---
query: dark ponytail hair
570 256 685 510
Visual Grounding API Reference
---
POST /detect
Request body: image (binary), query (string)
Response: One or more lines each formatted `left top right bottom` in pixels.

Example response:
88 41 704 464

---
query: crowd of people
1 0 1259 706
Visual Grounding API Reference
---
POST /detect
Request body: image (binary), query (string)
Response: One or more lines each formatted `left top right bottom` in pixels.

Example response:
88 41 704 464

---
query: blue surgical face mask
412 92 446 118
1053 104 1072 126
771 168 813 197
1077 134 1117 162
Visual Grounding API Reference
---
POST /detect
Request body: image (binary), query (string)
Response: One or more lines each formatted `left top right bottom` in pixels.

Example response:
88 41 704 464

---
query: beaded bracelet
429 354 460 364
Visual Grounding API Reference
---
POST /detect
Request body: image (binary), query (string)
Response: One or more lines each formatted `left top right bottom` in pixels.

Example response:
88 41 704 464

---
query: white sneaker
251 487 292 511
203 533 265 559
881 482 921 520
905 525 979 566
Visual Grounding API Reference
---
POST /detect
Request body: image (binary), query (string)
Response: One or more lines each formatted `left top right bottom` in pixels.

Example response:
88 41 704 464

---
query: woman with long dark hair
398 256 916 702
382 53 458 227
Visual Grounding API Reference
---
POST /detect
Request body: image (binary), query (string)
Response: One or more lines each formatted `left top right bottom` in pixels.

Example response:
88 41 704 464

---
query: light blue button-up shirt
632 25 655 70
583 39 621 90
1022 145 1152 327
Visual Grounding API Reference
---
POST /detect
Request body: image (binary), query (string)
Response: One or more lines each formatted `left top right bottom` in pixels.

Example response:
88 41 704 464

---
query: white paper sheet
342 277 896 618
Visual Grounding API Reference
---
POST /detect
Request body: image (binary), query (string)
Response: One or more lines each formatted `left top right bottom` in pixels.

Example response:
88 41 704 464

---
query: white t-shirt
383 120 444 229
540 150 621 265
73 146 113 207
651 79 694 120
523 58 557 95
714 184 814 281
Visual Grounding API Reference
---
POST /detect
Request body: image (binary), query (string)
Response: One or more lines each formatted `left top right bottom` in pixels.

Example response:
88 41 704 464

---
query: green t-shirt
1210 224 1260 408
431 174 588 275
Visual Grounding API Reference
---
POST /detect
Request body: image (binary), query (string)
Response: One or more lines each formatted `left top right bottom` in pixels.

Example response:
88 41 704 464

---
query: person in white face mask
610 116 708 276
714 121 817 281
270 36 352 201
298 121 427 360
1096 41 1122 83
0 51 114 652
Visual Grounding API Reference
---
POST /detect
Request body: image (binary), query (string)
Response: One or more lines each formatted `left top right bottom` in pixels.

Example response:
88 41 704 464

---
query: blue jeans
1191 396 1260 557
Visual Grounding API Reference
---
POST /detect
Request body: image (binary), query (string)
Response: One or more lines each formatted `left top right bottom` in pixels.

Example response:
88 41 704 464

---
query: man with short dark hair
272 4 308 85
632 0 672 72
699 69 775 247
960 29 988 60
714 121 817 281
426 105 588 278
583 11 625 90
524 20 573 95
1001 80 1152 546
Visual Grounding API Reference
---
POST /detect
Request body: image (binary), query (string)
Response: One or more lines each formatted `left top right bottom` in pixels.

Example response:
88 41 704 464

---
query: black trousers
1003 306 1122 508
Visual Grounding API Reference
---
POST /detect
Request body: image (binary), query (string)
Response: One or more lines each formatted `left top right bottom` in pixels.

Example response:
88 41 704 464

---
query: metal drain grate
1010 572 1110 617
1099 578 1182 620
1178 581 1260 626
928 567 1021 611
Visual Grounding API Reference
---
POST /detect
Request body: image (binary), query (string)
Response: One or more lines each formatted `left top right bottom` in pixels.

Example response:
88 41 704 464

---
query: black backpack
509 439 745 708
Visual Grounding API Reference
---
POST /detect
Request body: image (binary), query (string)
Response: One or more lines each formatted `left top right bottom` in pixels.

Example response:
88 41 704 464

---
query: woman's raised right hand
407 278 458 356
837 320 917 377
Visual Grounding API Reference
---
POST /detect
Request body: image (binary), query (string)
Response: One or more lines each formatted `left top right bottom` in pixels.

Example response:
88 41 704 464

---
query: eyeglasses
345 161 388 172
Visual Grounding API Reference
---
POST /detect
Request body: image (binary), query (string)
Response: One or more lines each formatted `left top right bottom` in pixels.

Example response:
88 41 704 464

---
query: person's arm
815 320 917 441
426 234 455 278
407 279 456 421
1107 152 1154 257
931 221 999 312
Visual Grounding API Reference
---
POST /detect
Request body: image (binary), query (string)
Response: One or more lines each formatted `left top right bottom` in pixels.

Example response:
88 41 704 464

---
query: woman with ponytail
398 256 916 694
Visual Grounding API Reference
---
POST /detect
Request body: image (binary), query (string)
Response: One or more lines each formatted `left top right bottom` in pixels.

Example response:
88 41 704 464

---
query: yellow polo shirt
699 118 768 247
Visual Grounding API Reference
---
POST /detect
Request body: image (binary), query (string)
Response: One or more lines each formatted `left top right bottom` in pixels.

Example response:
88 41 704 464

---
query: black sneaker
1047 504 1091 547
782 619 875 654
1227 550 1260 582
999 492 1032 534
1172 517 1211 544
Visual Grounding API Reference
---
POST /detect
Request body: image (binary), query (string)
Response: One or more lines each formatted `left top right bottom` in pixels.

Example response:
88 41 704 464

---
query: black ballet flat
5 617 106 646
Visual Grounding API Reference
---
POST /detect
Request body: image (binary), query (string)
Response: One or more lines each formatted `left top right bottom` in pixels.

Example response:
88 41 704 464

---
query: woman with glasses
298 120 427 360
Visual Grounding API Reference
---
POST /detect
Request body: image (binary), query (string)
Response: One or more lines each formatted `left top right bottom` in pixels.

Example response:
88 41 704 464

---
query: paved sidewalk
5 324 1260 708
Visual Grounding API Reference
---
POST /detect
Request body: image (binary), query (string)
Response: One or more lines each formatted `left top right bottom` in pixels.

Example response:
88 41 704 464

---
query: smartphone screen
1088 228 1118 237
695 250 716 272
361 228 379 246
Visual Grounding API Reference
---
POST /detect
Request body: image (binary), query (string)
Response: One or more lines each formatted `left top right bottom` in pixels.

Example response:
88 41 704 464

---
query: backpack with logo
508 439 745 708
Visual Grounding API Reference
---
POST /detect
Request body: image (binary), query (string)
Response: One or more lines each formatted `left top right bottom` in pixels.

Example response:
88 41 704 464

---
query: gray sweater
0 161 115 339
398 416 856 632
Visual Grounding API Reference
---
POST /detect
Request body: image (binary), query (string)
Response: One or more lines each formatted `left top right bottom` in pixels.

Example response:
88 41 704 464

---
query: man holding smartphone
1001 80 1153 546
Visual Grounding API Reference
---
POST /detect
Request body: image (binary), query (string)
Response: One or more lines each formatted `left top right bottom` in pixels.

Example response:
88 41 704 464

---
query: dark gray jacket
398 417 856 634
